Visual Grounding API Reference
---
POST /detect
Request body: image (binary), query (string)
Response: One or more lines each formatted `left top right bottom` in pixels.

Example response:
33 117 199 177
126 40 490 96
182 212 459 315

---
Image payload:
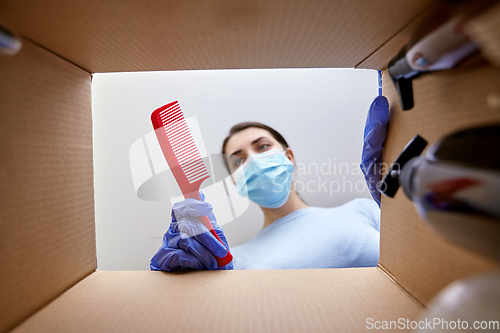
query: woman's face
225 127 294 175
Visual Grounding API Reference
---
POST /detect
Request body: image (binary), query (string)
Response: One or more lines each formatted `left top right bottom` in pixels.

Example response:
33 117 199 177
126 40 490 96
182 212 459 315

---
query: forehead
225 127 277 154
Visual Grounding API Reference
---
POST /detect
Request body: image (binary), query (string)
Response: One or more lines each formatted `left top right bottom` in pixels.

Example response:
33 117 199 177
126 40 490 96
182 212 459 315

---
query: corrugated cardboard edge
377 264 425 309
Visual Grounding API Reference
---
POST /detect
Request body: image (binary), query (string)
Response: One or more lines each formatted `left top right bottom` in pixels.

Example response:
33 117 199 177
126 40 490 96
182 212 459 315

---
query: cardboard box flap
468 1 500 67
12 268 422 332
357 1 500 70
379 61 500 305
0 0 432 73
356 10 428 70
0 39 95 332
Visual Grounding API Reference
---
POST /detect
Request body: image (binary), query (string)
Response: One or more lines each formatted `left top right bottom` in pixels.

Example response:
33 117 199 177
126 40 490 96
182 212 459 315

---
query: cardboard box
1 1 499 332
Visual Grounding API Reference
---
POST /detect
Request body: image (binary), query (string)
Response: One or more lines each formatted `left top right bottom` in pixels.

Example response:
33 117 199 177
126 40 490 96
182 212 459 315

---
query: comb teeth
157 102 209 184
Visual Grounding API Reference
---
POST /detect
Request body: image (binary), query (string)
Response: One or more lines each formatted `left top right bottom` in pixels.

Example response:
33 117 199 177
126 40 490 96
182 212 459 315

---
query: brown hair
221 122 289 173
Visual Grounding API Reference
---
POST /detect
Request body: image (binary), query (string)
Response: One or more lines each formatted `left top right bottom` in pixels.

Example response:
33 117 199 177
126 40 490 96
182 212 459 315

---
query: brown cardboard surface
467 2 500 67
0 0 431 73
380 61 500 306
0 39 95 332
357 1 500 70
12 268 422 333
357 1 500 71
356 11 427 70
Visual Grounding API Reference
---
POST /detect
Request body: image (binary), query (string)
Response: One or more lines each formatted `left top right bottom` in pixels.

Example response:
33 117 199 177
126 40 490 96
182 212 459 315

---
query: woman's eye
233 157 243 167
258 144 270 151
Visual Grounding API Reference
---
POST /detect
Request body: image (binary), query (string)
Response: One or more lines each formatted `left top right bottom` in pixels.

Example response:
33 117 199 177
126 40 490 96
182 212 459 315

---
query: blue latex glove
150 191 234 271
360 95 389 208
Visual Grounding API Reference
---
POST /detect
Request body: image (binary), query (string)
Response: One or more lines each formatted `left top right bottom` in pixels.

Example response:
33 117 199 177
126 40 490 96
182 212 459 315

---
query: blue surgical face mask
233 149 294 208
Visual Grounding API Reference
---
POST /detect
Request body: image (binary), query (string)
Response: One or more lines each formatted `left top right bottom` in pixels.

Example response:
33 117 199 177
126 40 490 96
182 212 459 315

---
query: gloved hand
150 191 234 271
360 95 389 208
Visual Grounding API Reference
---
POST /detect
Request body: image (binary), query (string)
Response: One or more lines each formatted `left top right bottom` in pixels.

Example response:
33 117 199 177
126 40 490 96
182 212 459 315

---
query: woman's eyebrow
251 136 266 145
229 149 242 157
229 136 267 156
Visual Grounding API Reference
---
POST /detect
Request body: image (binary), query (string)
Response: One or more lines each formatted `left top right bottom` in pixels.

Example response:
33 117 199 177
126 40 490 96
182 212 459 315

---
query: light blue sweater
229 198 380 270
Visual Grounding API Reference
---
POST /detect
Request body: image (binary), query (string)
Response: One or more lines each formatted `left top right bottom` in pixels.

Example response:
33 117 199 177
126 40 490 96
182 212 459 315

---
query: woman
150 121 381 271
